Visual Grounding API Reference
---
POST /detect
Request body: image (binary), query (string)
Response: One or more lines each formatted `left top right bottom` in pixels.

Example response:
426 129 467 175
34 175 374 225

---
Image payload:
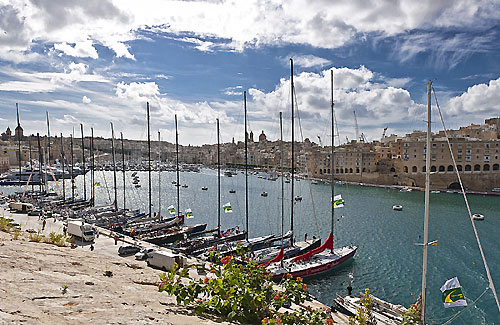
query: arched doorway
448 182 461 190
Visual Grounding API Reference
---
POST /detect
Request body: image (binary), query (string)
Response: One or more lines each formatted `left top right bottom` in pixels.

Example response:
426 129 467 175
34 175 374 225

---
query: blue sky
0 0 500 145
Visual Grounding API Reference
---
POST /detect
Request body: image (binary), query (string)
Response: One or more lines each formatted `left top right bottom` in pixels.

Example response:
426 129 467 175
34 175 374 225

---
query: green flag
333 194 344 208
441 277 467 308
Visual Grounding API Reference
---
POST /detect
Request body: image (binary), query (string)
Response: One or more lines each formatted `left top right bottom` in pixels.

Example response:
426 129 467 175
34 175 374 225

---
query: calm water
4 169 499 324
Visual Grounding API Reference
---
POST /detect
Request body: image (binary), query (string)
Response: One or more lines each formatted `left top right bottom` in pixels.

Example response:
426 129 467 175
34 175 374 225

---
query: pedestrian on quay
114 234 118 245
90 244 94 251
42 219 46 231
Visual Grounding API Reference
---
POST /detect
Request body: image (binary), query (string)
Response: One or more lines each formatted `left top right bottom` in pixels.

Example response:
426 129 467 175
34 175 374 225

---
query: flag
223 202 232 213
333 194 344 208
441 277 467 308
167 205 176 215
186 208 193 219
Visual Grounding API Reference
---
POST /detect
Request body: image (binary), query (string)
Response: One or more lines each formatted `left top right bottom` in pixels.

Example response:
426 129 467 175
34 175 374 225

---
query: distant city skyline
0 1 499 146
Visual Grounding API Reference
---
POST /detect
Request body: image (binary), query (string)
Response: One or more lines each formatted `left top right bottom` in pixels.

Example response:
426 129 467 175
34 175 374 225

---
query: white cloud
291 55 332 68
1 0 499 63
54 40 98 59
447 77 500 116
54 114 81 125
82 96 92 104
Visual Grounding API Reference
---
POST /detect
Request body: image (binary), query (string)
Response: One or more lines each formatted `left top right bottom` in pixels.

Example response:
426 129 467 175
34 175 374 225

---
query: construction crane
317 135 323 147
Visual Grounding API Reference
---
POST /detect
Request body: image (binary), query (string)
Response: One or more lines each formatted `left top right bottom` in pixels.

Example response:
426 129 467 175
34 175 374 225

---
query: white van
9 202 34 213
146 250 186 271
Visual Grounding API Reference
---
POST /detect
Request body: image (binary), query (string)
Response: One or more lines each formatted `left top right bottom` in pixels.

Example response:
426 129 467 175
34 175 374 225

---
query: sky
0 0 500 146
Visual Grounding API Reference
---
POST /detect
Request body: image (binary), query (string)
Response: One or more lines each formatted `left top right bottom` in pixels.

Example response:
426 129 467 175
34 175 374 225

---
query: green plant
0 217 13 232
42 232 68 247
12 228 22 240
158 250 332 324
401 305 421 325
61 284 68 294
348 288 376 325
29 230 44 242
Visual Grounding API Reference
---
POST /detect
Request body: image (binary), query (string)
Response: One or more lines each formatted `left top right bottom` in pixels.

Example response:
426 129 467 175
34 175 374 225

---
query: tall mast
147 102 152 218
37 133 42 192
175 115 180 218
61 134 65 202
280 112 284 254
421 81 432 324
29 136 33 192
111 122 118 211
121 132 126 211
70 133 74 200
46 112 51 167
81 124 86 201
290 58 295 246
16 104 21 183
158 130 161 219
330 70 335 253
91 128 95 206
217 118 221 238
244 91 249 240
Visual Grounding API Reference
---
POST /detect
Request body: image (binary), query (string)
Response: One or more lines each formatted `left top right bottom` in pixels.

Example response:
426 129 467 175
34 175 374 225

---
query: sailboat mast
147 102 152 218
217 118 221 238
421 81 432 323
121 132 126 211
330 70 335 252
175 115 180 218
158 130 161 219
280 112 284 252
91 128 95 206
110 123 118 211
70 133 74 200
16 104 21 183
81 124 86 201
61 134 65 201
244 91 249 240
46 112 51 165
37 133 42 192
290 58 295 246
29 137 33 192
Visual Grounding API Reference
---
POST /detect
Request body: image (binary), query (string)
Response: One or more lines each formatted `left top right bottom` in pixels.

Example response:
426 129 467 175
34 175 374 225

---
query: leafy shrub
29 230 44 242
348 288 377 325
0 217 13 232
12 228 22 240
43 232 68 247
158 250 333 324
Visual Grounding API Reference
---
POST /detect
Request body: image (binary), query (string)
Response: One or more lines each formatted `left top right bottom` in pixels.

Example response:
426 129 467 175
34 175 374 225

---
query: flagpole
217 118 221 238
421 81 432 324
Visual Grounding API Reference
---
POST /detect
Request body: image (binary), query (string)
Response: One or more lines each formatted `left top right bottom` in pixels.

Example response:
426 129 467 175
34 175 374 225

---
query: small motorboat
182 184 188 188
294 195 302 201
430 190 440 194
472 213 484 221
135 184 141 188
399 187 412 192
229 189 236 193
261 191 268 197
201 186 208 191
311 180 319 184
132 172 137 177
392 205 403 211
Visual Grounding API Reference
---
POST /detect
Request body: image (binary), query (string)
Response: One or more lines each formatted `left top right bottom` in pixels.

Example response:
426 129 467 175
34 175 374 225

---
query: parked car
135 248 155 260
28 209 41 216
118 245 141 256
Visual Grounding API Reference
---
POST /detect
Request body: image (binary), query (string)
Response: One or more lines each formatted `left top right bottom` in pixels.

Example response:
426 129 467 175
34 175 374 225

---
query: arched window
474 164 481 171
345 168 348 173
465 164 471 171
484 164 490 171
412 166 417 173
327 169 330 174
390 167 396 172
362 168 366 172
439 165 445 172
447 165 453 171
319 169 323 175
349 168 353 173
356 168 360 173
340 169 344 174
457 165 462 171
336 168 339 174
403 166 408 173
493 164 499 171
422 166 426 172
431 166 437 172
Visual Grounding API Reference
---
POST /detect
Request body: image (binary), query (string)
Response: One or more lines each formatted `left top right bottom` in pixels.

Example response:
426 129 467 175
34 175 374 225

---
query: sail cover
293 233 334 262
259 247 284 268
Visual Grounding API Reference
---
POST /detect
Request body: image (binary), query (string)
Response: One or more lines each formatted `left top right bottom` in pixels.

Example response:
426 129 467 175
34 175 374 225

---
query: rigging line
441 287 490 325
293 83 320 237
432 86 500 312
101 164 112 204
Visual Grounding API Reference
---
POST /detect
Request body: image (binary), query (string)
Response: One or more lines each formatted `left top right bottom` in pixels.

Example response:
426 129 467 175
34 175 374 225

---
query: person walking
42 219 46 231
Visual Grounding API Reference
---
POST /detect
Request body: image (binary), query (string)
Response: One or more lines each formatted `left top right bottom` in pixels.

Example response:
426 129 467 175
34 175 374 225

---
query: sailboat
267 67 358 280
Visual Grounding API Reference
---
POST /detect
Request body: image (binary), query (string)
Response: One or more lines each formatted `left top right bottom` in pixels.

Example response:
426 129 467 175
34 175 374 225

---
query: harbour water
3 168 499 324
